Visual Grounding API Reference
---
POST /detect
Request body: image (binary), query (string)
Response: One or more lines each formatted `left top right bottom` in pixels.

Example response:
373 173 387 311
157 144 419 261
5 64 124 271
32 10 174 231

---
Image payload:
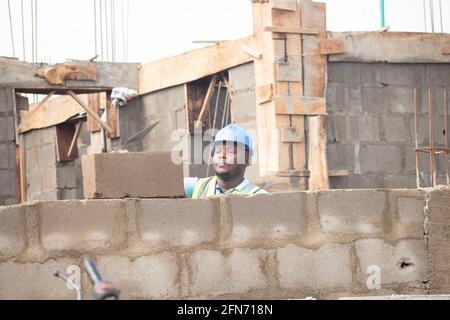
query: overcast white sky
0 0 449 64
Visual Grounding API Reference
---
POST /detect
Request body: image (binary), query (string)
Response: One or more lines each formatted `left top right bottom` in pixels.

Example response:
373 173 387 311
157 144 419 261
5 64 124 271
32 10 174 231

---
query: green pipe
380 0 385 27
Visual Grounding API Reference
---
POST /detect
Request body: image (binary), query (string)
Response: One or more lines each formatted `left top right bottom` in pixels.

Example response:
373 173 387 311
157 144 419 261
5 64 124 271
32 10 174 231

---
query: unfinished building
1 0 450 300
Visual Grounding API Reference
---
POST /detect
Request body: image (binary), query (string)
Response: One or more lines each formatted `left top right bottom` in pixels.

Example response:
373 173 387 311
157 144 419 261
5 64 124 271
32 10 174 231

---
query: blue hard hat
212 124 253 155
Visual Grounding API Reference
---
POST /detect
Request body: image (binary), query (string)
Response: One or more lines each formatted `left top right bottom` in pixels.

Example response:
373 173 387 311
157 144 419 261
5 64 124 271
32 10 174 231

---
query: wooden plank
442 41 450 55
320 38 345 55
256 84 273 103
106 94 119 139
264 26 319 35
19 134 26 203
87 93 101 132
271 0 297 11
274 96 326 115
307 115 329 190
19 93 84 133
67 90 113 134
67 121 82 158
56 123 79 161
195 75 218 128
241 45 262 59
139 36 256 95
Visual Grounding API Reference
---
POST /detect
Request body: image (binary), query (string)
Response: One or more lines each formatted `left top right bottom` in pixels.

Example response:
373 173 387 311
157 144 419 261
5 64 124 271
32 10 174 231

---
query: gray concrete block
351 116 380 142
356 239 427 286
96 254 178 299
0 143 14 169
326 143 354 172
137 198 219 247
384 87 414 114
277 243 352 291
0 117 15 142
187 248 269 296
383 116 410 142
327 62 361 84
362 86 385 114
327 115 347 143
0 259 79 299
326 84 347 113
39 200 127 252
0 205 25 257
57 188 80 200
56 163 77 189
42 167 58 191
359 144 402 173
345 174 386 189
229 62 255 90
397 196 425 226
359 63 384 85
229 193 306 243
384 175 417 189
37 143 56 167
0 169 15 196
318 189 386 234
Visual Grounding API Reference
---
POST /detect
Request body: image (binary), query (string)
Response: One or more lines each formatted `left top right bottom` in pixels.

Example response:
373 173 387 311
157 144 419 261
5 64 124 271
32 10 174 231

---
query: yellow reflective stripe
192 177 216 199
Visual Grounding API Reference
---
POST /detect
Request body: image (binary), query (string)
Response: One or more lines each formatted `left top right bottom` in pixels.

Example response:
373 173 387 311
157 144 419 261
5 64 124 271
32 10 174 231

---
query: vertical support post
445 90 449 186
413 88 420 188
428 88 436 187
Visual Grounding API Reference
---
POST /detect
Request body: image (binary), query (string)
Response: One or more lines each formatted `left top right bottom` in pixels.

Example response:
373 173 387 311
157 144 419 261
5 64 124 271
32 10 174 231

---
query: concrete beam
328 32 450 64
0 58 139 94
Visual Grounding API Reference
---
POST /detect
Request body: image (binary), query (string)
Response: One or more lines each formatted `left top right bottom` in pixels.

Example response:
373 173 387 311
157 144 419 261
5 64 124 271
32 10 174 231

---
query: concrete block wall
23 122 89 201
0 88 17 205
0 188 443 300
327 62 450 189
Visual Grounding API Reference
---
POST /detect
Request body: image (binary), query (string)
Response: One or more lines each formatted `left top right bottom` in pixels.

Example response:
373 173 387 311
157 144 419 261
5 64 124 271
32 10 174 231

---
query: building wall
327 62 450 189
0 188 442 299
23 122 89 201
0 89 17 206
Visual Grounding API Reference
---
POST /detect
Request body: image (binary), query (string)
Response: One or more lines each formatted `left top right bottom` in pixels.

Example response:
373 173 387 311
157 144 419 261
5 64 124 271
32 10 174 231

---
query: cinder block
37 143 56 166
56 163 77 189
82 152 184 199
277 243 352 291
96 254 178 299
397 196 425 226
42 167 57 191
0 259 79 299
39 200 127 252
229 193 306 243
318 190 385 234
138 198 219 247
0 143 13 169
228 248 269 293
0 205 25 257
188 250 227 296
359 145 402 173
355 239 427 286
187 248 269 296
0 117 15 142
383 117 409 142
354 116 380 142
0 170 15 196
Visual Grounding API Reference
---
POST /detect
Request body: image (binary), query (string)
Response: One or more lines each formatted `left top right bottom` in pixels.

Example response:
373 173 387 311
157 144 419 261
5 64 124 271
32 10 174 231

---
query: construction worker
184 124 267 199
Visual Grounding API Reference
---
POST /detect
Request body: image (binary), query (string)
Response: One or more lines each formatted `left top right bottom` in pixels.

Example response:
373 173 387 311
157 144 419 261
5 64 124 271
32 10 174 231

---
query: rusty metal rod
413 88 420 188
428 88 436 187
445 90 449 186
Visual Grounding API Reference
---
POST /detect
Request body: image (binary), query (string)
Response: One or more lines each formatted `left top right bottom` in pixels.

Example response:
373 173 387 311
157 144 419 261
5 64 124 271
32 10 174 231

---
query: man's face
213 142 249 181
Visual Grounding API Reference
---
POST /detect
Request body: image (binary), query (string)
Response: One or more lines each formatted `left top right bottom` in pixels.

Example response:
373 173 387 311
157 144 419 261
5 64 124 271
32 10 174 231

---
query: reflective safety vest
191 176 264 199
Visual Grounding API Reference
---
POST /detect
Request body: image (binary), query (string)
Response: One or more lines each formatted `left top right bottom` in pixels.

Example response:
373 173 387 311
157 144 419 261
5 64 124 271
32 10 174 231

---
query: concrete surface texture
81 151 185 199
0 89 17 206
0 188 448 300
